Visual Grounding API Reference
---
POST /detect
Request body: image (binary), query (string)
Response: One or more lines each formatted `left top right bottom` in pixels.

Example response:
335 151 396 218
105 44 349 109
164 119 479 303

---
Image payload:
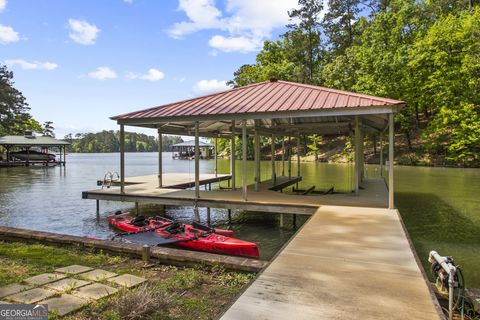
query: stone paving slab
107 274 147 288
79 269 117 281
0 283 31 299
45 278 91 292
73 283 118 301
55 265 93 275
24 273 66 286
6 287 57 304
43 294 87 317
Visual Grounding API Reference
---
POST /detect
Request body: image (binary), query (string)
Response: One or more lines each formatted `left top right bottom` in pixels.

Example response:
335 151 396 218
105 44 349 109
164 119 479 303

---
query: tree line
228 0 480 166
64 131 183 153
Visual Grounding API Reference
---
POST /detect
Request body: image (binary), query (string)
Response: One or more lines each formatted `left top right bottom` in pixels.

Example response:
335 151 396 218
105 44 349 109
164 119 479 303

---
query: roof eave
115 103 405 127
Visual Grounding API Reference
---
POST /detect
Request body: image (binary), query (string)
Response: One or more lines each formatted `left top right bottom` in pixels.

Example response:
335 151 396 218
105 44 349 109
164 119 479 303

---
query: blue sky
0 0 298 137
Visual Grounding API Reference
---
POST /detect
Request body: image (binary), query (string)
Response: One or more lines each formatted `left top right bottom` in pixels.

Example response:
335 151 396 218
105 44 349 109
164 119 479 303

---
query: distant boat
10 150 56 161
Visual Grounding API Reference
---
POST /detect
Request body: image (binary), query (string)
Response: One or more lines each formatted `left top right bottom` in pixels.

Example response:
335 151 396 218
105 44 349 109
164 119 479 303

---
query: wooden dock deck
221 205 441 320
83 174 388 215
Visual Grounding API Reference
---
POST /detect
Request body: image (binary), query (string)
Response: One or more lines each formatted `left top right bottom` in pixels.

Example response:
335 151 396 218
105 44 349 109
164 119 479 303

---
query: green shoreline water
0 153 479 286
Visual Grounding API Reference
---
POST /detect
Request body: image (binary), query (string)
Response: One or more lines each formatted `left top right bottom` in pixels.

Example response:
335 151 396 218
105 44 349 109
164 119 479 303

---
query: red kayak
108 213 259 259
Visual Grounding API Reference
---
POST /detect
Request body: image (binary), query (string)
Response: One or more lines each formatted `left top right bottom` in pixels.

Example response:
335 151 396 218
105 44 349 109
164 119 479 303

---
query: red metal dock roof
112 80 404 122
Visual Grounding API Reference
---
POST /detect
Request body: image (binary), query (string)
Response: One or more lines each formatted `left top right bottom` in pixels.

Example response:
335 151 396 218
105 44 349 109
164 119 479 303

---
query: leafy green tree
228 40 297 87
323 0 363 57
408 8 480 164
307 134 323 161
284 0 324 84
66 130 182 153
0 65 37 136
42 121 55 137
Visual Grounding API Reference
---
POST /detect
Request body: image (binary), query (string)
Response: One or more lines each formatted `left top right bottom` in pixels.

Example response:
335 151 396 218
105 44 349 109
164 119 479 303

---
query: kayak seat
130 216 147 227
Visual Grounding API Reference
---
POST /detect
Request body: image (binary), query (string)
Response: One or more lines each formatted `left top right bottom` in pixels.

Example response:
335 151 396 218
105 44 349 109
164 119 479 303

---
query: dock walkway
221 205 440 319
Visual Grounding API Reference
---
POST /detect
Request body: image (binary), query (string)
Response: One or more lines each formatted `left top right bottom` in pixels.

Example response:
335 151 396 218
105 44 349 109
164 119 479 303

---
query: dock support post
281 137 285 176
63 146 66 166
120 124 125 194
296 136 301 189
279 213 284 228
228 209 232 223
158 130 163 187
135 202 139 216
354 117 360 195
292 214 297 228
95 200 100 219
254 122 260 192
230 120 236 191
388 113 395 209
359 123 365 181
142 245 150 263
194 204 200 222
195 121 200 199
380 132 384 177
271 134 276 185
242 119 247 201
207 207 211 225
214 135 218 178
288 136 291 179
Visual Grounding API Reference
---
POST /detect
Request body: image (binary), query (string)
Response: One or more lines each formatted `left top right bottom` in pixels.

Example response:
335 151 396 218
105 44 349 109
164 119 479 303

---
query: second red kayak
108 213 260 259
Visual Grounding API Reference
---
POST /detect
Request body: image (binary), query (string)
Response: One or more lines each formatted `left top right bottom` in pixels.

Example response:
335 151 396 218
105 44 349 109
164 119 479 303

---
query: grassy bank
0 241 254 319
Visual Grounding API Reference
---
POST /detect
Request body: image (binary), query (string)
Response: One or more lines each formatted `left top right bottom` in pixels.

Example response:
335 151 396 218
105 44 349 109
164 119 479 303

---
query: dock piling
135 202 139 216
193 204 200 222
207 207 211 225
142 245 151 263
279 213 284 228
95 200 100 220
228 209 232 223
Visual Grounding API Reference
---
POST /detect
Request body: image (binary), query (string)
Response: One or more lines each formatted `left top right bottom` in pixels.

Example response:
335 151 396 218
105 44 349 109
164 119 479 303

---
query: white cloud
169 0 298 52
0 24 19 44
88 67 117 80
5 59 58 70
126 68 165 81
169 0 222 39
209 35 261 53
0 0 6 12
68 19 100 45
193 79 231 95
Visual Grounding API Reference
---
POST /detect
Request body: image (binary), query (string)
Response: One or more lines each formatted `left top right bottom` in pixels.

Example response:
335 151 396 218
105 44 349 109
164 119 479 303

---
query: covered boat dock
89 79 400 209
0 132 69 167
83 80 442 319
170 140 214 159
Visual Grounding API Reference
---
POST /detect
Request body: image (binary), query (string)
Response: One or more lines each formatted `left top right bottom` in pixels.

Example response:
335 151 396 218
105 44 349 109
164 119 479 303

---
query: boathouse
0 131 69 167
170 140 214 159
98 79 401 209
83 80 443 319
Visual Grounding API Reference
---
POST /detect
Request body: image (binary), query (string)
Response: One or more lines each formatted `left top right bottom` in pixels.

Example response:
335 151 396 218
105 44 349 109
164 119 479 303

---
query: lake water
0 153 478 287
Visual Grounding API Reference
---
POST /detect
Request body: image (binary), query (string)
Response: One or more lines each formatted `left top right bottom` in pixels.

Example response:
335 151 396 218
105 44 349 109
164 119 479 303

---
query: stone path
0 265 147 317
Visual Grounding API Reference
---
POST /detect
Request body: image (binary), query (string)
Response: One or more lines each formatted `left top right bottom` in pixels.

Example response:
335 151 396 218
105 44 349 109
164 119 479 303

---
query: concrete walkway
221 206 440 320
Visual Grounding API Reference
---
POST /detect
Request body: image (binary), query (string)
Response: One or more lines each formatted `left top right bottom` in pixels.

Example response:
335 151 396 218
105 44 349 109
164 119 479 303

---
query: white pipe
429 250 456 320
